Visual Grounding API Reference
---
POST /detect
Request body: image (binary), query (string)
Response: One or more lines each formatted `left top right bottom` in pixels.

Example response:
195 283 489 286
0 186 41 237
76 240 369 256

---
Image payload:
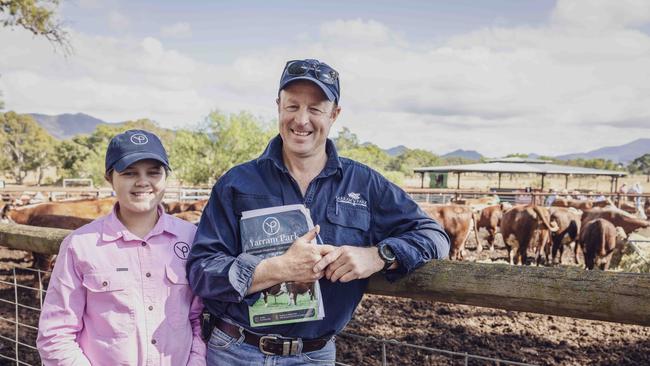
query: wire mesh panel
0 266 47 366
336 332 538 366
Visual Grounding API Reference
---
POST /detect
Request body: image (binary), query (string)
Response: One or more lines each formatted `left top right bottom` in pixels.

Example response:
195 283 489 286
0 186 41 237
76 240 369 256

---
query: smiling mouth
131 192 153 197
291 129 312 137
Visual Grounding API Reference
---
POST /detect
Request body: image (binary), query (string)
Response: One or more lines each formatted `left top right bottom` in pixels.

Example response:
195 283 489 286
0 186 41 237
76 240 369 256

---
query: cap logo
130 134 149 145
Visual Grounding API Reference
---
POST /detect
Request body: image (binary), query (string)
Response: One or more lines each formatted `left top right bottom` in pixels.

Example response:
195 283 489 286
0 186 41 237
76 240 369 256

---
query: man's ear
330 104 341 122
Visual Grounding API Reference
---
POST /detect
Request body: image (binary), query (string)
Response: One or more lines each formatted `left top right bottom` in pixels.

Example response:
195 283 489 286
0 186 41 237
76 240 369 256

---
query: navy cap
105 129 169 173
279 59 340 103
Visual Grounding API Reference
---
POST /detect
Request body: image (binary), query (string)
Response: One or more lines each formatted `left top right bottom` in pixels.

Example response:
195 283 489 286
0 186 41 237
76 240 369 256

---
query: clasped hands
281 225 385 283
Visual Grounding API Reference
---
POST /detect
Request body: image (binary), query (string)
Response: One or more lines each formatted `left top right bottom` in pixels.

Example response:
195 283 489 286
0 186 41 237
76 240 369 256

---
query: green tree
333 127 360 151
388 148 441 176
628 154 650 182
0 111 57 185
207 110 275 179
0 0 70 53
169 129 215 186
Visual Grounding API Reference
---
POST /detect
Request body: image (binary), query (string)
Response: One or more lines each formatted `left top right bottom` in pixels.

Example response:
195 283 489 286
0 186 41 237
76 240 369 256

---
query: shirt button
102 281 108 287
151 339 156 345
145 272 151 278
148 305 154 311
141 242 147 246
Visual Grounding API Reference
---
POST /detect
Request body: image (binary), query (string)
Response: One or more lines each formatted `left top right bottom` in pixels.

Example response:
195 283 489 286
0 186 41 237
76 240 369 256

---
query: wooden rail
1 223 649 326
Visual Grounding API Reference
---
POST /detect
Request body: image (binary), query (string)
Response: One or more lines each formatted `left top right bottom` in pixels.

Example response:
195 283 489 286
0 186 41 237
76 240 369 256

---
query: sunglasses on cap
283 59 339 85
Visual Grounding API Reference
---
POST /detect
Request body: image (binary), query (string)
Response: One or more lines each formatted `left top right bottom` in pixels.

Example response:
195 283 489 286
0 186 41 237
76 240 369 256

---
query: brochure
241 204 325 327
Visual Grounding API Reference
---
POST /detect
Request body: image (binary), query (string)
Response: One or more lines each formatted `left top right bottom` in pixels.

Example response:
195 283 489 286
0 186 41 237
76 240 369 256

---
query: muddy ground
0 238 649 366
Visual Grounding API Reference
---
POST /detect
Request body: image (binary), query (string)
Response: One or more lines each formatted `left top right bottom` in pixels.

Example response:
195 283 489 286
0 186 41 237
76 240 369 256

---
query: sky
1 0 650 157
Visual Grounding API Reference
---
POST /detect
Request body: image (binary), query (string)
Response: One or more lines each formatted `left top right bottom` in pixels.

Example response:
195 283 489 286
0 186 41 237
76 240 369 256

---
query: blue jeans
206 326 336 366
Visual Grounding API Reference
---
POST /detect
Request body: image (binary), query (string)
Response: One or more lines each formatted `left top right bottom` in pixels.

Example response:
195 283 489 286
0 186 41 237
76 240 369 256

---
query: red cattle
552 198 612 211
420 204 479 261
548 207 582 265
476 203 511 252
578 219 627 270
173 211 202 224
187 199 208 212
581 207 650 235
162 201 192 214
500 205 559 265
3 198 115 224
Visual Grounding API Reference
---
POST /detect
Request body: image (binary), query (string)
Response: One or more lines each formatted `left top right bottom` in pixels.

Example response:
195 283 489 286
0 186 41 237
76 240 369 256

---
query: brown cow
420 204 479 261
262 283 286 306
173 211 202 224
4 198 115 224
581 207 650 235
162 201 192 214
500 205 559 265
476 203 511 252
578 219 627 270
548 207 582 265
451 195 499 206
187 199 208 212
2 198 114 274
551 198 611 211
285 281 315 306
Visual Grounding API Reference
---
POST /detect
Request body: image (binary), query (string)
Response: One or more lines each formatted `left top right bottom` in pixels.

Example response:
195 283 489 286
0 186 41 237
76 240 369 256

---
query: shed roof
414 162 627 177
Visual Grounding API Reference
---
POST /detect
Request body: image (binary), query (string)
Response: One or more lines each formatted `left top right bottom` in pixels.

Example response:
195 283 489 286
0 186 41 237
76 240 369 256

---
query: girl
37 130 206 366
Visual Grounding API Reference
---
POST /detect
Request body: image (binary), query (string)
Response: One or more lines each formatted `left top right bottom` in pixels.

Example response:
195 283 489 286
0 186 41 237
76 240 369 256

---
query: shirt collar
257 134 342 178
102 204 175 243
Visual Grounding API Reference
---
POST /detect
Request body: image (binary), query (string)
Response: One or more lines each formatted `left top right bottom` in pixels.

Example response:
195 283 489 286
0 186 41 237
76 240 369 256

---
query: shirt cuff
228 252 263 303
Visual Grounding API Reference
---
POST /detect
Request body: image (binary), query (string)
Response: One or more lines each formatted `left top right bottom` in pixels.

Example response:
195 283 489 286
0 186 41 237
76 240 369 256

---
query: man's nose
295 108 310 125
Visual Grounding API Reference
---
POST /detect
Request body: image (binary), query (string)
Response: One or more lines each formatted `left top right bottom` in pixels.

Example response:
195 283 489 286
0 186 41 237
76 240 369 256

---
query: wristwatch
377 243 396 272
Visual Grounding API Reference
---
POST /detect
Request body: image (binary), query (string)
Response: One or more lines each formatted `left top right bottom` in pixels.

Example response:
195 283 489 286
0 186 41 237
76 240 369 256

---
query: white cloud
107 10 129 30
160 22 192 38
2 0 650 158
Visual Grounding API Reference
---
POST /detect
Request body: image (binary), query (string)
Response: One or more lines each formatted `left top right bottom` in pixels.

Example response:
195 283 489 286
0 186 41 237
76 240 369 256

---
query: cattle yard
0 188 649 365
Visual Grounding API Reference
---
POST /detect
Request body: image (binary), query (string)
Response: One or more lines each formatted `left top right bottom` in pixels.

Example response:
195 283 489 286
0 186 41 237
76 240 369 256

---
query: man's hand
277 225 336 282
248 225 336 294
312 246 385 283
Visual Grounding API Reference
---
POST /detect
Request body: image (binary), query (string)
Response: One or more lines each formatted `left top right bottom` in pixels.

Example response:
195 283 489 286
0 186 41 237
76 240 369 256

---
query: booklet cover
241 204 325 327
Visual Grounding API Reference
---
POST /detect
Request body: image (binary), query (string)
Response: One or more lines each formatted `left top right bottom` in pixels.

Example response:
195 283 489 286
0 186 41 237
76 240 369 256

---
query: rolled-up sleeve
37 237 92 366
187 182 262 305
372 179 450 282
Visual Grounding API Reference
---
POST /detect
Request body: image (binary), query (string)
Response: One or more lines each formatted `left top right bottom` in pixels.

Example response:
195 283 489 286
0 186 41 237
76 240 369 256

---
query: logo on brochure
173 241 190 260
262 217 280 236
336 192 368 208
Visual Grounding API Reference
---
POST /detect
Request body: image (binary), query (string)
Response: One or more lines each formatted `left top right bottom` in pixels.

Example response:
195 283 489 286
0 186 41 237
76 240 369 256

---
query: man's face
277 80 340 161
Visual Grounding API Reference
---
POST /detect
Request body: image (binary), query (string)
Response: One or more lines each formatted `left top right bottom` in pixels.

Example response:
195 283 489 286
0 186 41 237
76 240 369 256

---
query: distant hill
385 145 408 157
554 138 650 164
442 149 483 161
29 113 110 139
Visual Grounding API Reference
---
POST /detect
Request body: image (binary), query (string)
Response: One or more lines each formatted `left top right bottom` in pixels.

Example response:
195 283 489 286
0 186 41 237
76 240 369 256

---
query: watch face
380 244 396 261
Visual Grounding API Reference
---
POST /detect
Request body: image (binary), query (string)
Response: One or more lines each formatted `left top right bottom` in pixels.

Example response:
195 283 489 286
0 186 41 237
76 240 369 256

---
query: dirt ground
1 238 649 366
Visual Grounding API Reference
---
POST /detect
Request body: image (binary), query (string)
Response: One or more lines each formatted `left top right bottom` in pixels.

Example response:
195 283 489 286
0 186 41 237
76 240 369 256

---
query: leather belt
215 318 330 356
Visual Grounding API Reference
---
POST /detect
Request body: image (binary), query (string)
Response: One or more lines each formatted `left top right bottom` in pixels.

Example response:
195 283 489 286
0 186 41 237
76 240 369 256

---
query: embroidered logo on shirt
336 192 368 208
173 241 190 260
262 217 281 236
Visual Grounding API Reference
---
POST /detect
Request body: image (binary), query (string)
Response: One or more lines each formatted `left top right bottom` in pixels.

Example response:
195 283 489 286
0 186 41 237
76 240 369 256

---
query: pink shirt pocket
82 271 135 338
164 264 192 329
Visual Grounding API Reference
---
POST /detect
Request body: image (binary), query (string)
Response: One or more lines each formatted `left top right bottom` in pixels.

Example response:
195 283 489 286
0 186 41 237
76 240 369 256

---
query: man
187 58 450 365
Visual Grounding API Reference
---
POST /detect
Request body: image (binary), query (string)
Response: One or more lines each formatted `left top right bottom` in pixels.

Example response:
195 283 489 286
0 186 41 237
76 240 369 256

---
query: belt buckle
259 335 300 356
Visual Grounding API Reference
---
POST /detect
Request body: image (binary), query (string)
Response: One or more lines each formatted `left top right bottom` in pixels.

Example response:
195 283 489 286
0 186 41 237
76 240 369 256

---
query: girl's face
108 159 167 217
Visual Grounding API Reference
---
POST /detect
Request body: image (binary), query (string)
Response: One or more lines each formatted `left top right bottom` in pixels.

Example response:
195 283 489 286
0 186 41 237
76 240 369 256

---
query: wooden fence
1 222 649 327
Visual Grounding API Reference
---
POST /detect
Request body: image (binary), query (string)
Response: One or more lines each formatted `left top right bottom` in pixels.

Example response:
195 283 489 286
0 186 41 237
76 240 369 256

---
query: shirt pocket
325 202 371 246
82 271 134 338
233 193 283 216
164 263 192 329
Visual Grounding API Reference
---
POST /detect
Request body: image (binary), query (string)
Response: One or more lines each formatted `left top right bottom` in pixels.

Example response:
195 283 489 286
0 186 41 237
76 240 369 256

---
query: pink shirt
37 207 206 366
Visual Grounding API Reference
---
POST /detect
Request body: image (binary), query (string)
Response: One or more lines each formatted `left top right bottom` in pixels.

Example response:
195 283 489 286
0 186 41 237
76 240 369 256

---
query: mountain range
28 113 650 164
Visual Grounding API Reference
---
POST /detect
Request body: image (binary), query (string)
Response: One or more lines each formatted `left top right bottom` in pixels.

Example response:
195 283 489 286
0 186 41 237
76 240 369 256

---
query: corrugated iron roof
414 162 626 176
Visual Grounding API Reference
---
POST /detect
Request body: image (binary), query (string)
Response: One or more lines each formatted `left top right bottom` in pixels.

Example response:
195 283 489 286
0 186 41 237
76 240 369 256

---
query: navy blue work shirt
187 135 450 339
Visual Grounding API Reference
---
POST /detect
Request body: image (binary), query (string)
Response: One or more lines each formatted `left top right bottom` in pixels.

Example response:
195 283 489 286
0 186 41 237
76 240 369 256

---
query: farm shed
414 157 627 191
